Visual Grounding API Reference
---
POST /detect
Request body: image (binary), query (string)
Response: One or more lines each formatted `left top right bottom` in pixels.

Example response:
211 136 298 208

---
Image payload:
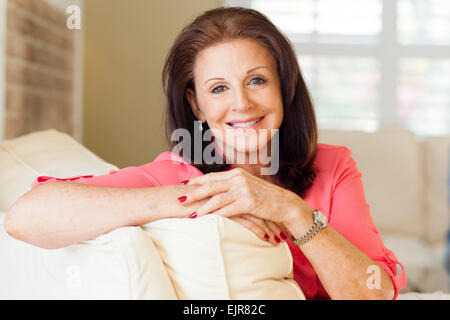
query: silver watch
291 210 328 246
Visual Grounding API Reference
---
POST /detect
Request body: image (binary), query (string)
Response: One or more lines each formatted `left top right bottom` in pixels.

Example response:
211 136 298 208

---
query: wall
4 0 79 139
83 0 222 168
44 0 83 142
0 0 6 141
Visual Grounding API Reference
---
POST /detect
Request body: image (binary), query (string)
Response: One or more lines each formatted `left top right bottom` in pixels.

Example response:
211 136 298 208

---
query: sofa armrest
0 212 177 299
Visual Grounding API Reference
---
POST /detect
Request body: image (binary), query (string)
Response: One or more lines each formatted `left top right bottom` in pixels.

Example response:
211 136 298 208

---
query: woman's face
186 38 284 157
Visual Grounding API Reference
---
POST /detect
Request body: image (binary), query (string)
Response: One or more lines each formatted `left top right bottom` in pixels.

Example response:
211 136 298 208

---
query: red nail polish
280 232 287 240
189 212 197 218
180 180 189 185
264 234 269 240
178 195 187 203
274 236 281 243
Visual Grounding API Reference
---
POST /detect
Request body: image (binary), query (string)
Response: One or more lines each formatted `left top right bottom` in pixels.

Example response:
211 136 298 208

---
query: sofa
0 129 304 299
0 128 449 299
319 127 449 294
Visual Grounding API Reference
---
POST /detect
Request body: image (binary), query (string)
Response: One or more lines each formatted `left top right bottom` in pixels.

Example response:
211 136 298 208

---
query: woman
5 7 406 300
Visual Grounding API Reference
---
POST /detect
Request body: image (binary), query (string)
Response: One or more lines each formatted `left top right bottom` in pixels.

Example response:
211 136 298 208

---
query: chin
234 144 259 155
233 136 271 155
212 125 276 157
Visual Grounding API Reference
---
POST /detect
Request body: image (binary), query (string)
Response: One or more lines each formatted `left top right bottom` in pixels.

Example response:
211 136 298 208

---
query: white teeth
228 117 263 128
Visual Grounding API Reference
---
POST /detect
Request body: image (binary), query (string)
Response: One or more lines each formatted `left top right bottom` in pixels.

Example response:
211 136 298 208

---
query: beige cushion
0 129 118 212
422 136 450 243
142 214 305 300
319 128 424 239
0 212 178 299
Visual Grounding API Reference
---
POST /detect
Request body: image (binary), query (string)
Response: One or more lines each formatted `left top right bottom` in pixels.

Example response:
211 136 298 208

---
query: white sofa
0 129 304 300
0 128 449 299
319 127 449 294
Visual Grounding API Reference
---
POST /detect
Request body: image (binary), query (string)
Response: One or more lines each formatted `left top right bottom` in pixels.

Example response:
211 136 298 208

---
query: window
224 0 450 137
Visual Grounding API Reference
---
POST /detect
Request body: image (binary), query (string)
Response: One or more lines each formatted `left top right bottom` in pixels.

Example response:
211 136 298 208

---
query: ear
186 88 206 123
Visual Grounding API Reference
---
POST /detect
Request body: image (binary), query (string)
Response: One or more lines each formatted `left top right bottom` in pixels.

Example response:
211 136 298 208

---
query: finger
183 168 243 186
179 181 229 205
242 215 280 246
229 216 271 244
208 201 245 219
195 193 234 217
265 220 289 243
275 222 293 239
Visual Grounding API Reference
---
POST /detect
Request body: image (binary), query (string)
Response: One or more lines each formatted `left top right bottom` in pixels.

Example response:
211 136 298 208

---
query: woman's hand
178 168 312 242
228 214 290 245
174 181 288 244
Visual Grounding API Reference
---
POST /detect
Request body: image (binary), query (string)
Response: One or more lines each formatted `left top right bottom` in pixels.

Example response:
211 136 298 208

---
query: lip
227 116 264 124
226 116 265 130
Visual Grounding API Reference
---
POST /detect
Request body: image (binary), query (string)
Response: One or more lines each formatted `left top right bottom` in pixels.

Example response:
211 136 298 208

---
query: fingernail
211 136 215 142
274 236 281 243
264 234 269 240
178 195 187 203
180 180 189 185
189 212 197 218
280 232 287 240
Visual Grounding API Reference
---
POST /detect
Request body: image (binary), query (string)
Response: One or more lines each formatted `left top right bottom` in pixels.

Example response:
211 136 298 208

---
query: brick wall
4 0 76 139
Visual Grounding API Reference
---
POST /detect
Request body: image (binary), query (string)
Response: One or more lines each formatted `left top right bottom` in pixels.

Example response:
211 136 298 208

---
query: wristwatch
291 210 328 246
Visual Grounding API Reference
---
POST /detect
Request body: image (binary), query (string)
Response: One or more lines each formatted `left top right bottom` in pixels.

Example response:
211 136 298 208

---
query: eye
249 77 266 85
211 85 227 94
210 77 266 94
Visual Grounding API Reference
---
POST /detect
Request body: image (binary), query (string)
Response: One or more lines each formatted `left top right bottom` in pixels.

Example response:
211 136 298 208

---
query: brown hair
162 7 318 198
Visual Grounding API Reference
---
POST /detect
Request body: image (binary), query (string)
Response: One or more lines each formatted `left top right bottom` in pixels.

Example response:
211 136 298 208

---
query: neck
212 139 278 183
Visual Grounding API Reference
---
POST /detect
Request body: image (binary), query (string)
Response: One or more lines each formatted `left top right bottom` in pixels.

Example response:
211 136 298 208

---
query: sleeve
328 146 407 300
30 166 163 190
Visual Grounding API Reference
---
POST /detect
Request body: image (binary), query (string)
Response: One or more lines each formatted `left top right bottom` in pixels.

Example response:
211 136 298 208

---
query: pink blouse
31 143 407 299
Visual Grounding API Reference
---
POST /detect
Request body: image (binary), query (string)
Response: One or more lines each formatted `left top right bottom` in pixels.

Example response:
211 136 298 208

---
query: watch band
291 210 327 246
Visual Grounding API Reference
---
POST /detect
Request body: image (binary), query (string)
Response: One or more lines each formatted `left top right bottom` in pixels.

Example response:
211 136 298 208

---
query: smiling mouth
227 116 265 128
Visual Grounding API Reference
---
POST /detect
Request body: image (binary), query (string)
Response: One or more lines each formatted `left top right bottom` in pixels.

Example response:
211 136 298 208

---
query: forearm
4 182 199 249
285 208 394 300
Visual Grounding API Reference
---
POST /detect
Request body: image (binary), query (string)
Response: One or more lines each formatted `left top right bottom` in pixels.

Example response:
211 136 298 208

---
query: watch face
315 210 328 226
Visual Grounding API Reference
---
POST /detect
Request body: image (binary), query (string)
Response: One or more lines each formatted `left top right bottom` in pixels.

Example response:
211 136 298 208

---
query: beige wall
83 0 222 168
0 0 6 141
4 0 77 140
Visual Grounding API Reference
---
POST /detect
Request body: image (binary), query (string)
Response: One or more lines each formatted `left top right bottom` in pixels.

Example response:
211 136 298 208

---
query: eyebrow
204 66 268 85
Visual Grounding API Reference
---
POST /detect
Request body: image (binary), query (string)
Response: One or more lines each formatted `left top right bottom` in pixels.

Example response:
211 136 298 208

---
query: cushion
142 214 305 300
0 129 118 212
422 136 450 243
0 212 177 299
319 128 424 239
398 291 450 300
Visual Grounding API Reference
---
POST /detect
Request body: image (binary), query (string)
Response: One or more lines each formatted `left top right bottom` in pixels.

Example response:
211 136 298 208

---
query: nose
232 86 253 111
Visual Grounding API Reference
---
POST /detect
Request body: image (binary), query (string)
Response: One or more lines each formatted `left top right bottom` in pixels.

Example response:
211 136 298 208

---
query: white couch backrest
422 136 450 243
0 129 118 212
319 128 449 243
